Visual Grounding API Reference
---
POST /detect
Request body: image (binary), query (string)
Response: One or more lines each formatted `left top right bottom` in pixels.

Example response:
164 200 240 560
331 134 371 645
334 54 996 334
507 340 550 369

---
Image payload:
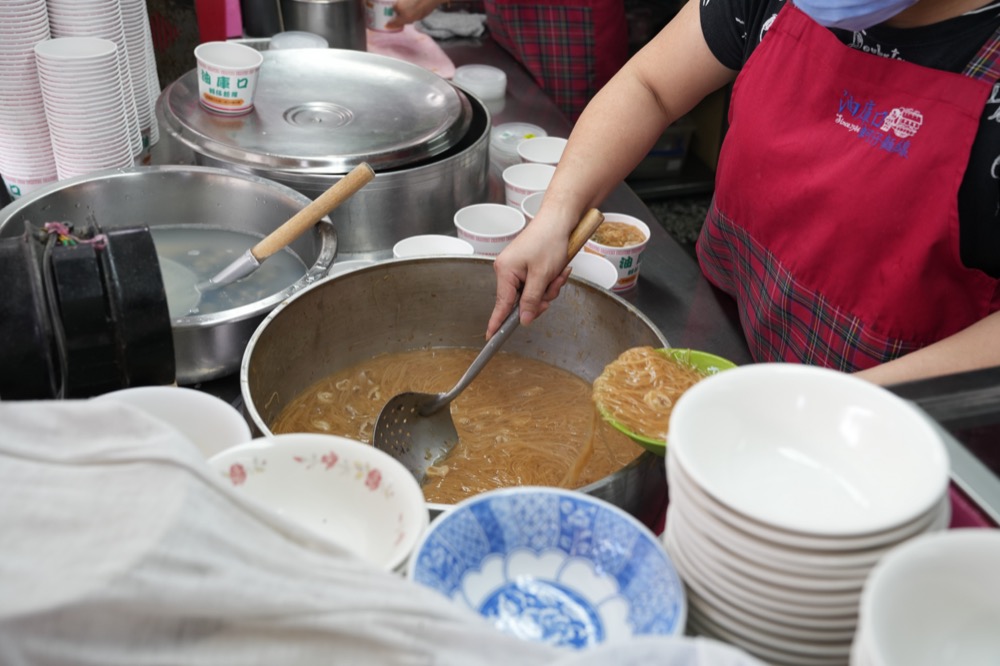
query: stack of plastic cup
143 20 162 147
34 37 137 180
47 0 144 160
118 0 159 152
0 0 58 200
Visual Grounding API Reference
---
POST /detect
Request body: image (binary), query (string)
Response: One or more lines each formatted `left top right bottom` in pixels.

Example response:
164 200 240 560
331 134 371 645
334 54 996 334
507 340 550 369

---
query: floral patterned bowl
209 433 428 571
407 486 687 649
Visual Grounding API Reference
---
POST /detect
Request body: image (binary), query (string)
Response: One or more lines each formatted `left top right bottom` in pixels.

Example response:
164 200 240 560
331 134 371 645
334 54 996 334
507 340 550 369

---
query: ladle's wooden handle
251 162 376 261
566 208 604 262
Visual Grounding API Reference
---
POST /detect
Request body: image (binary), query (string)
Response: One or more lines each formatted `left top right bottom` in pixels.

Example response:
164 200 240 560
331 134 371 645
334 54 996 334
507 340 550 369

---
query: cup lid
490 122 547 158
454 64 506 101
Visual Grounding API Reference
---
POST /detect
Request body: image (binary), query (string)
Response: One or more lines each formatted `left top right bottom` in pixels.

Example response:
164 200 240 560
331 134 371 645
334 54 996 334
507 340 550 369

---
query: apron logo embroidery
836 89 920 157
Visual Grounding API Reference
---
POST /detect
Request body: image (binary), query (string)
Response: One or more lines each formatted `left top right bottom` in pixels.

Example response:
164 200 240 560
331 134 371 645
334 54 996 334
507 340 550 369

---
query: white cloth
417 10 486 39
0 400 763 666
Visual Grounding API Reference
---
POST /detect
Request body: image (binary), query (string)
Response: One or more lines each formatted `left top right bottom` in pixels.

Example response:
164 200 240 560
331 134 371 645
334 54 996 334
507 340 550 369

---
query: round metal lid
159 48 471 173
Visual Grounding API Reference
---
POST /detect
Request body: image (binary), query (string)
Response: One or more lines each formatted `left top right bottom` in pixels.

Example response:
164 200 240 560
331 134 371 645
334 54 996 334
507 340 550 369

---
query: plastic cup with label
502 162 555 209
520 190 544 221
365 0 402 32
194 41 264 115
583 213 651 292
454 203 526 256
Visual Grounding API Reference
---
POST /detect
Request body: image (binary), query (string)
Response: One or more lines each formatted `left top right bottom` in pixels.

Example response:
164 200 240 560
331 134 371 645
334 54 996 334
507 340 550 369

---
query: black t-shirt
701 0 1000 277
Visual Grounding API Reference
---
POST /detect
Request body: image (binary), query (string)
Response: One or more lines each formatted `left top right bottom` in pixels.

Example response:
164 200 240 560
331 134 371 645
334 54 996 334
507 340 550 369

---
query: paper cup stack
34 37 138 180
119 0 161 149
47 0 143 160
661 364 952 666
0 0 58 200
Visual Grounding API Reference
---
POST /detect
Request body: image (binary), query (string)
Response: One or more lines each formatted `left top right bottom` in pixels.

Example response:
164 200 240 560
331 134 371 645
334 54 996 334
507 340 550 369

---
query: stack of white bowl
852 528 1000 666
660 364 952 666
47 0 144 161
34 37 139 180
0 0 58 200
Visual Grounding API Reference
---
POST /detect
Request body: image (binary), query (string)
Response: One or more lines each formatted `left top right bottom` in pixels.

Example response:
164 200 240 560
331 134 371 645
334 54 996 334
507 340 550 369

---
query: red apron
697 3 1000 371
484 0 628 120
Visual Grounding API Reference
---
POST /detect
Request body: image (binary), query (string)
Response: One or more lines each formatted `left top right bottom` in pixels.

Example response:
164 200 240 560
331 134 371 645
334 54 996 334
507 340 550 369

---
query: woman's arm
385 0 445 28
856 310 1000 385
487 0 737 337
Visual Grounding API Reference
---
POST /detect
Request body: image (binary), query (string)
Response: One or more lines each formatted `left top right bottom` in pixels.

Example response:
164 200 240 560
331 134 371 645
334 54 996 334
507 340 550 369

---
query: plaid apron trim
697 205 918 371
964 22 1000 81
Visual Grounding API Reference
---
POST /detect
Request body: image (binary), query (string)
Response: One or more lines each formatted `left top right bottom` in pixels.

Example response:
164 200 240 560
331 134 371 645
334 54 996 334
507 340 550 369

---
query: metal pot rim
159 50 473 174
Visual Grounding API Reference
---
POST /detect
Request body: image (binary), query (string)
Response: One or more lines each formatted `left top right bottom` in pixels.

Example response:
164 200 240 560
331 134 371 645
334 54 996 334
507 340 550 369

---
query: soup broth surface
271 348 642 504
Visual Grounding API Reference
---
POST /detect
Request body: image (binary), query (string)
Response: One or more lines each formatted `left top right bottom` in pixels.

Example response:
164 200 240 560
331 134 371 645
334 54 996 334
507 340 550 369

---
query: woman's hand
385 0 444 29
487 209 577 338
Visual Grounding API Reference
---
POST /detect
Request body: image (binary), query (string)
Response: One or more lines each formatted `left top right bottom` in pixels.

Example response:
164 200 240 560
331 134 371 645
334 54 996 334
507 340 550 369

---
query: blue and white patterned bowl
407 486 687 649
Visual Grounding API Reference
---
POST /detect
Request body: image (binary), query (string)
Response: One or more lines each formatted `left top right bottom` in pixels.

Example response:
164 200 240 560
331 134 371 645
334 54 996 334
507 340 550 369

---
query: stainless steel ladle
373 208 605 483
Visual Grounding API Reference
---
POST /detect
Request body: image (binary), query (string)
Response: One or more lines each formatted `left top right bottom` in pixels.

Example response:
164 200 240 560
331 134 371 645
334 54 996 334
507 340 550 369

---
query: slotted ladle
373 208 606 483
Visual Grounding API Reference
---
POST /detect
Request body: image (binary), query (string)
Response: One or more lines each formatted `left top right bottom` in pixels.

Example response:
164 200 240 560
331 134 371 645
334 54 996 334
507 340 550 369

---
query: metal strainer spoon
373 208 605 483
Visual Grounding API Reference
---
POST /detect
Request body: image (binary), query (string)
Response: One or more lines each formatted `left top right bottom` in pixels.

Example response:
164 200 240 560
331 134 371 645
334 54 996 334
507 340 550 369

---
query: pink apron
697 3 1000 371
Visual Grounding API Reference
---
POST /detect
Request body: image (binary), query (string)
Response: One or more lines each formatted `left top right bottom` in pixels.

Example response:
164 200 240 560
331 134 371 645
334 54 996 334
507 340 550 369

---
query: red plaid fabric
697 204 919 372
486 0 627 120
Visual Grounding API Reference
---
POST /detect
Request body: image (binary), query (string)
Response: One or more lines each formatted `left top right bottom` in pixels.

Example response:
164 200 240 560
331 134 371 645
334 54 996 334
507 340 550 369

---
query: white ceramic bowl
667 453 948 553
209 433 429 571
668 364 950 537
94 385 251 459
859 529 1000 666
407 486 687 649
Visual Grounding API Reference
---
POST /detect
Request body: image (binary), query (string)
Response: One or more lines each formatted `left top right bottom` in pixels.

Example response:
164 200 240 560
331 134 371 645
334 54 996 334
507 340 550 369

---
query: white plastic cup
517 136 567 166
568 252 618 290
520 190 545 221
393 234 474 258
502 162 555 209
365 0 401 32
583 213 651 292
193 41 263 115
453 203 526 256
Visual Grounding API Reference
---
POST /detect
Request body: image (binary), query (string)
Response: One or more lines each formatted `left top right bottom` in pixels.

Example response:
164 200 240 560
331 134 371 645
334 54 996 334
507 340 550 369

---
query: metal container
240 257 670 518
157 49 490 260
279 0 366 51
0 165 338 385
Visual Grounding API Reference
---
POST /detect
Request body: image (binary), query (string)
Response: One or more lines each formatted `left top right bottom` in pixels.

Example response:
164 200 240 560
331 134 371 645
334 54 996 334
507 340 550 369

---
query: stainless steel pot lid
159 48 471 173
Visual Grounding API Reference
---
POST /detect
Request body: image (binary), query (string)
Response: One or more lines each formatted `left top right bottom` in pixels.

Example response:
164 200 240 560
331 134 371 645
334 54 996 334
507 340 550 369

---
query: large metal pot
240 257 669 519
279 0 366 51
157 49 491 260
0 165 337 385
